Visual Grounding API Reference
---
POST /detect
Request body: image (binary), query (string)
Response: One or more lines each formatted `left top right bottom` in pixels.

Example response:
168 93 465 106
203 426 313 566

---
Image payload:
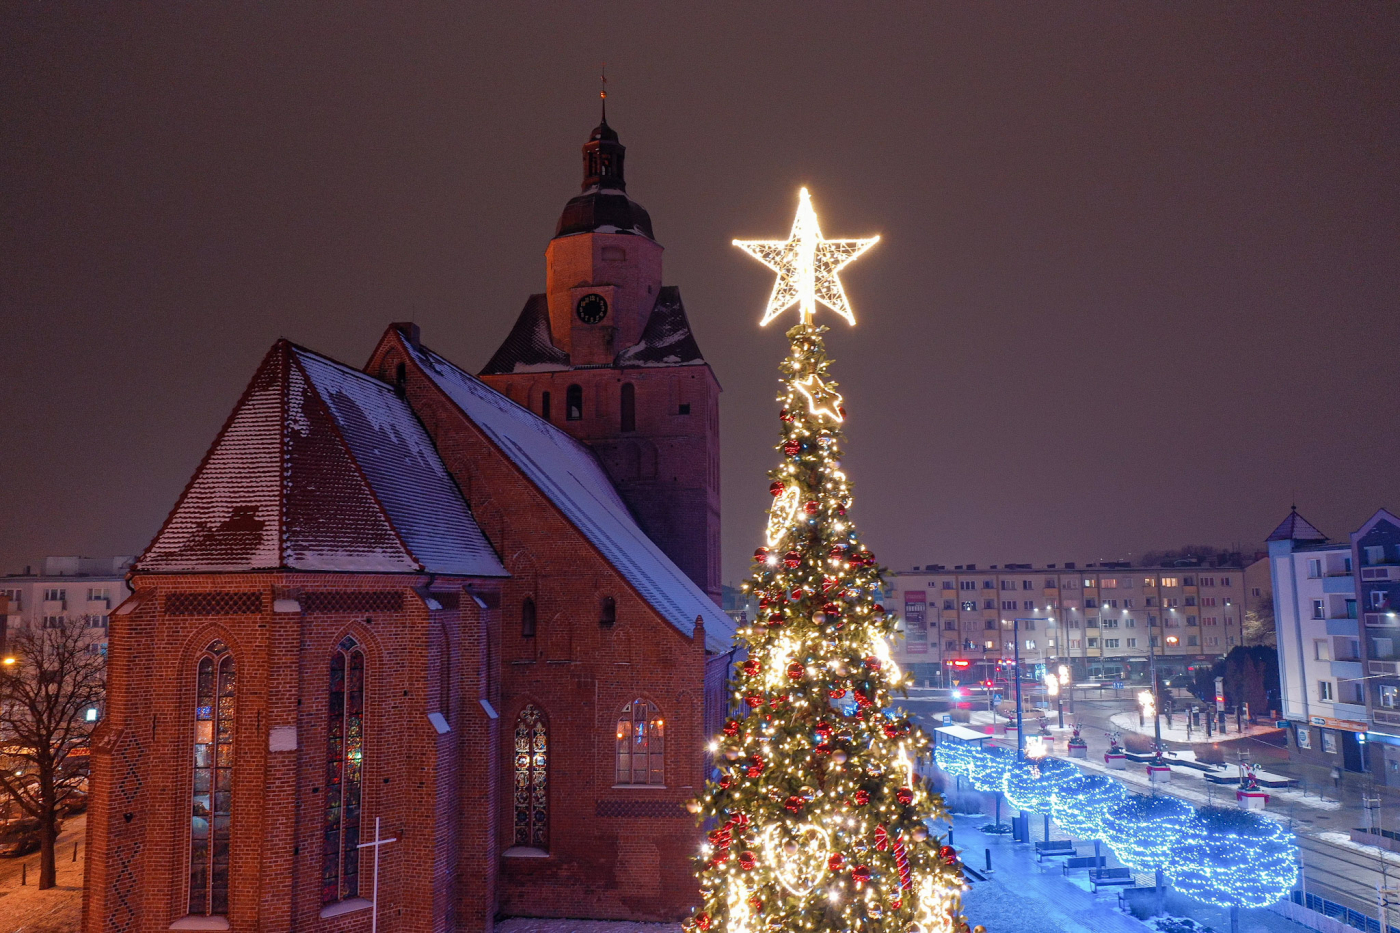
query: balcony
1330 660 1364 679
1323 576 1357 594
1374 710 1400 729
1326 617 1360 637
1329 702 1370 722
1365 613 1400 628
1369 660 1399 676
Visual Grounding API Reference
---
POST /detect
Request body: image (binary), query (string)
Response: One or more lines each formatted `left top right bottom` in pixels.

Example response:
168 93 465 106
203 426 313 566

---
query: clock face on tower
576 292 608 325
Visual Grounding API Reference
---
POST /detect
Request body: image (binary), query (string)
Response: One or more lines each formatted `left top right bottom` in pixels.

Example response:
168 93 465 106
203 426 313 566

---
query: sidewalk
1108 711 1280 745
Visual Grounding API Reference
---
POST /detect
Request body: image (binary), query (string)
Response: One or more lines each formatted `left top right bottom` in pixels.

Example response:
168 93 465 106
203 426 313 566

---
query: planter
1236 790 1269 810
1067 742 1088 759
1147 764 1172 784
1104 752 1127 770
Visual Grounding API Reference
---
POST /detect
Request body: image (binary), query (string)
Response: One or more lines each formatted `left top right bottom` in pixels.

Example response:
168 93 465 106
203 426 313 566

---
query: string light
688 197 965 933
1050 773 1130 842
1100 793 1193 874
966 744 1014 794
733 187 879 326
1001 756 1081 814
1167 807 1299 910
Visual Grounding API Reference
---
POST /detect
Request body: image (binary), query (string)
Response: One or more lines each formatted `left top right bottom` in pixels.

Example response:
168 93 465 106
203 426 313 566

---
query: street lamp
1044 671 1063 728
1011 618 1051 757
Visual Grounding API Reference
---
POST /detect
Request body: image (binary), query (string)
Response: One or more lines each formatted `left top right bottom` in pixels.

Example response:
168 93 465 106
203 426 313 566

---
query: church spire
582 81 625 192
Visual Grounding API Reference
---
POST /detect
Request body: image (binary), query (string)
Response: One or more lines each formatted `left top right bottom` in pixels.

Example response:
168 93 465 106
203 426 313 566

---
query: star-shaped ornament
733 187 879 326
795 373 844 422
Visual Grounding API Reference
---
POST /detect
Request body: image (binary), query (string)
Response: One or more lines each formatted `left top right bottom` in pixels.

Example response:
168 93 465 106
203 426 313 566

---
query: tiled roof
479 294 570 375
406 339 736 652
481 287 705 375
616 287 705 367
137 341 506 577
1266 509 1329 543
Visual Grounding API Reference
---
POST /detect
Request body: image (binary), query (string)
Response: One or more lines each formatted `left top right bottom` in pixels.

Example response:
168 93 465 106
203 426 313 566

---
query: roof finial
600 62 607 123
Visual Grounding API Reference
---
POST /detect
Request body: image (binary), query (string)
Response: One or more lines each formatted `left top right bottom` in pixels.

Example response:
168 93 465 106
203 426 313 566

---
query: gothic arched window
615 699 664 786
566 384 583 421
513 705 548 849
322 636 367 905
189 640 235 917
620 383 636 433
521 597 537 639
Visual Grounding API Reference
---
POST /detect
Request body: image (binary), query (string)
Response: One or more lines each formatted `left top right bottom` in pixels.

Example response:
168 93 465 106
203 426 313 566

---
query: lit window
514 705 548 849
616 699 664 786
1166 635 1179 645
1161 578 1179 588
190 640 235 917
1379 685 1399 709
323 636 367 905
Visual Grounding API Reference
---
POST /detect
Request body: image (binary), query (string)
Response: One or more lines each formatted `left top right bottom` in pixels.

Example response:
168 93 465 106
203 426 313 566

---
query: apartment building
888 559 1260 686
1 555 133 658
1350 509 1400 785
1267 510 1367 774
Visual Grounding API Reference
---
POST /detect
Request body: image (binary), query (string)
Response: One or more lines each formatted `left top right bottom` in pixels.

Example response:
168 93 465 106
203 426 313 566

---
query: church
83 116 732 933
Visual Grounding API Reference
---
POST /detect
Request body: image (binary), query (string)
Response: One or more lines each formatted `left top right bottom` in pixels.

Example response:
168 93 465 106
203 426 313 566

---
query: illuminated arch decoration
1100 793 1193 874
1050 773 1130 841
1000 756 1081 813
1167 807 1299 909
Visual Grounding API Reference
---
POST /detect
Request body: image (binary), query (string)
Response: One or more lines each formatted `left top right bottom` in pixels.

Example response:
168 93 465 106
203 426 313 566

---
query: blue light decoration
1000 755 1081 813
1167 806 1300 909
1050 773 1130 841
967 744 1014 793
1100 793 1194 873
934 740 974 779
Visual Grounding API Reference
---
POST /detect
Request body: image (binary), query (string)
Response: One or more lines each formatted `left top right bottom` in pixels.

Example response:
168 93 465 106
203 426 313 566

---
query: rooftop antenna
600 62 608 123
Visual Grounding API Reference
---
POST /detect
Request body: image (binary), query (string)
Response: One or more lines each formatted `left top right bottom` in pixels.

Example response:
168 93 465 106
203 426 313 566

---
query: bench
1061 856 1107 875
1088 867 1135 892
1034 839 1075 862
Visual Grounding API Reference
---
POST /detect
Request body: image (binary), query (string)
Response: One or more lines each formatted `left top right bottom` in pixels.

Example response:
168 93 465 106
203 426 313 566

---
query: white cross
358 816 398 933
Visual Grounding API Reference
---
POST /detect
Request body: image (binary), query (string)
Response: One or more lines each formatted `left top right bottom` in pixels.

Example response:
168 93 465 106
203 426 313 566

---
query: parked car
0 832 39 857
60 791 88 816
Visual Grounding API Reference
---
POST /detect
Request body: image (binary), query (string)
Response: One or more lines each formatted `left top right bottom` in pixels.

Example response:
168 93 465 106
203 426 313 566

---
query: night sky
3 5 1398 585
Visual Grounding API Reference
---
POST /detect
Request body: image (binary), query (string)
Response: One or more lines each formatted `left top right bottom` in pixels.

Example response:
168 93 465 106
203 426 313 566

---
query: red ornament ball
883 723 900 739
828 853 846 872
744 694 763 709
748 896 764 913
784 550 802 568
939 845 957 865
891 899 902 911
769 480 786 497
786 662 806 681
718 775 732 789
767 612 783 627
853 789 870 806
784 795 805 813
851 864 871 883
815 721 834 738
738 851 757 871
723 719 740 737
897 787 914 805
829 687 847 699
804 500 819 514
823 601 842 616
865 656 882 671
745 756 765 778
695 913 712 931
753 547 769 562
779 409 793 422
742 659 760 677
783 440 801 456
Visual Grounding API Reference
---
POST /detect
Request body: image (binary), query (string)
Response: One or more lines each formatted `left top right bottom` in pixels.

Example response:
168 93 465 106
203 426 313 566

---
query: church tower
480 118 722 603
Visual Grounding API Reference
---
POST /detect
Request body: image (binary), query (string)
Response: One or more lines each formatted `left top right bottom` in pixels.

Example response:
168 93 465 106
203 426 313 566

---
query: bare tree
1243 594 1276 647
0 615 105 888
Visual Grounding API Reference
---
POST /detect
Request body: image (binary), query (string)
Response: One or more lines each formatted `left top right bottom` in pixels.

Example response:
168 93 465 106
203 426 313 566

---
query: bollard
74 840 79 862
22 862 26 885
948 828 954 847
984 847 991 873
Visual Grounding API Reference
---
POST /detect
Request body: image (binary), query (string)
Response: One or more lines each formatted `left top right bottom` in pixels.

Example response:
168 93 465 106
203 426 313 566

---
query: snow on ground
1315 831 1400 866
1108 712 1280 744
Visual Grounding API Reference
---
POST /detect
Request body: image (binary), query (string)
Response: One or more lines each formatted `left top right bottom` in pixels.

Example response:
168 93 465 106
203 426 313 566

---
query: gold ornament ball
831 750 848 764
724 747 741 761
911 825 929 841
783 840 799 855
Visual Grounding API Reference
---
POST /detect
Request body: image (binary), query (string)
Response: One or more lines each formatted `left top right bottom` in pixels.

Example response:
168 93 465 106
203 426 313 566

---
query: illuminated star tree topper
734 187 880 326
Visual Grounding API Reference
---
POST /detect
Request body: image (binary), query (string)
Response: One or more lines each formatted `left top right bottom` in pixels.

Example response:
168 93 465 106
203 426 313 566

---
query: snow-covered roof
480 294 570 375
616 287 706 367
137 341 506 577
406 339 736 652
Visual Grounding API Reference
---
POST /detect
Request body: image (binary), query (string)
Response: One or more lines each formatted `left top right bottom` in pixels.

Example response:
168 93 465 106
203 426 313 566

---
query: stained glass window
615 699 664 786
189 640 235 916
322 636 366 905
513 705 547 849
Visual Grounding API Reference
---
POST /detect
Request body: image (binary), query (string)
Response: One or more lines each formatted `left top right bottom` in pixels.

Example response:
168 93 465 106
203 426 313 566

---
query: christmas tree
683 189 970 933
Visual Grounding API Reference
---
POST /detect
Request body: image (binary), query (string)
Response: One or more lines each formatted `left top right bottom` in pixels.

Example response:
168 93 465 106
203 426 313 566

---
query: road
0 812 86 891
902 685 1400 926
